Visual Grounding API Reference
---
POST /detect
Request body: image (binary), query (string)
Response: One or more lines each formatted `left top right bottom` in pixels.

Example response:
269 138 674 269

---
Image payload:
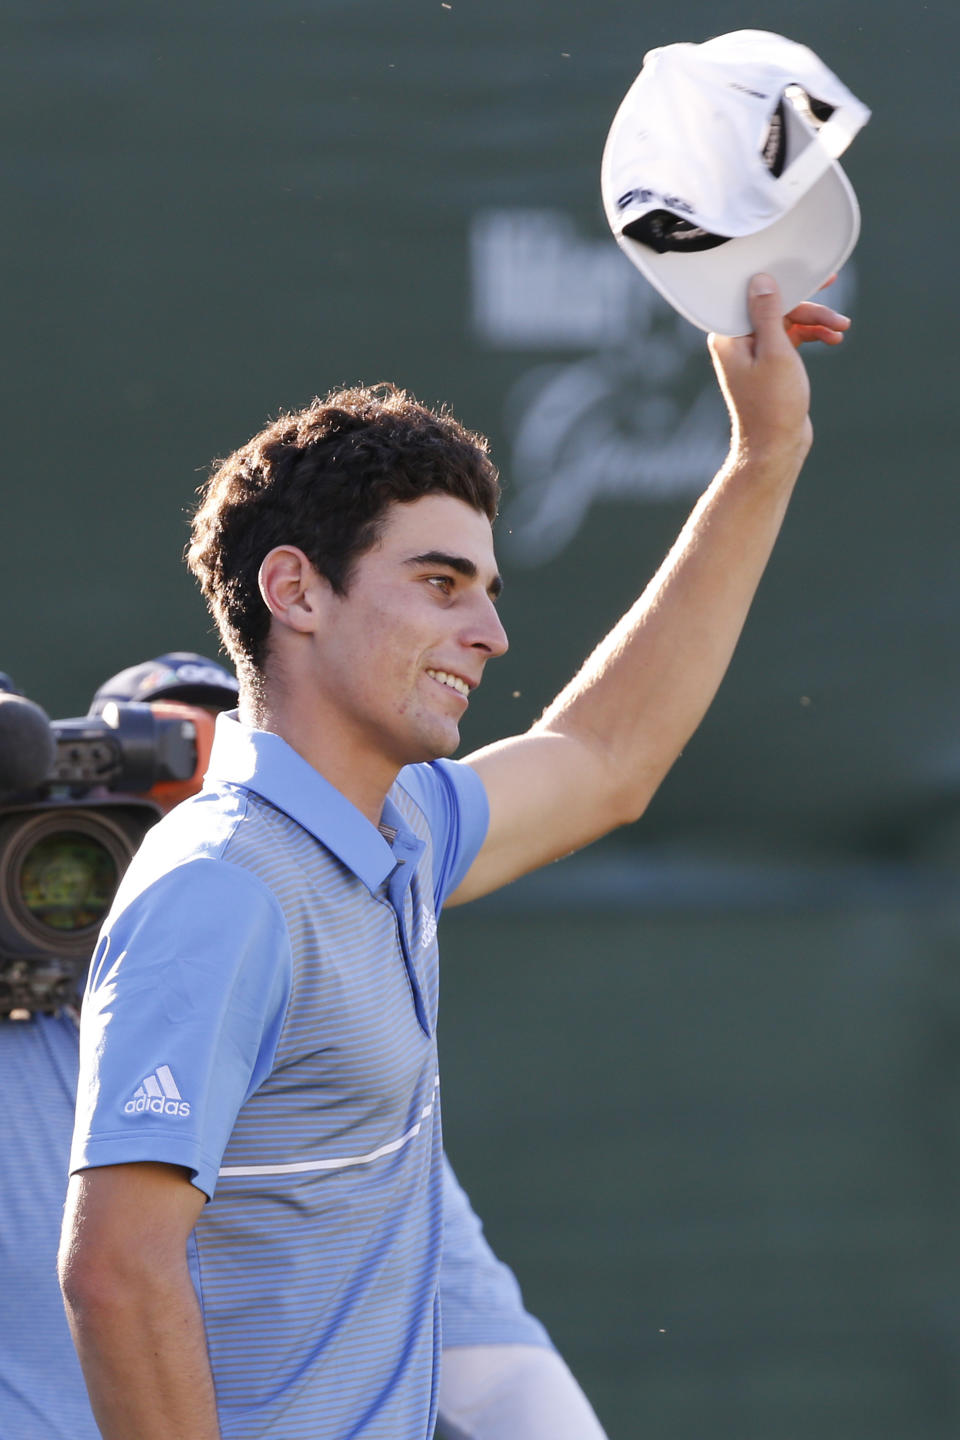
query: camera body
0 698 210 1018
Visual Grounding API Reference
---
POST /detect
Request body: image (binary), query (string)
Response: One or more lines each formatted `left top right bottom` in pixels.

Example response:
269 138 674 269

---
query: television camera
0 659 231 1019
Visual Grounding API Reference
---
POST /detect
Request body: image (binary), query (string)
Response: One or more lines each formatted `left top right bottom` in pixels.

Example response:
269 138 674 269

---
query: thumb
746 273 789 354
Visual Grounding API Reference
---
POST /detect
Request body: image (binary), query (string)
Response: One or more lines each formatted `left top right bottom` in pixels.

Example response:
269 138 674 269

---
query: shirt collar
205 712 423 893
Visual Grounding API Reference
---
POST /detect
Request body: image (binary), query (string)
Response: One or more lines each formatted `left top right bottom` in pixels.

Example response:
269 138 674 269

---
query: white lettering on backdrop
470 209 855 566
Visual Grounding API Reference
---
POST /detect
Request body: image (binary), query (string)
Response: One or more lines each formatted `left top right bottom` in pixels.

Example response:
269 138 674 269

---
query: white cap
601 30 870 335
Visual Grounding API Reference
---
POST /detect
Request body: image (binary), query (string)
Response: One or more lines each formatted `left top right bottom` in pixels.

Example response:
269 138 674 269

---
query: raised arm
59 1162 220 1440
449 276 849 904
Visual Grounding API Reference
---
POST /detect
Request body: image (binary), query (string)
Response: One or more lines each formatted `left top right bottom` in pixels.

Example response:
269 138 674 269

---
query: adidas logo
124 1065 191 1118
420 904 438 949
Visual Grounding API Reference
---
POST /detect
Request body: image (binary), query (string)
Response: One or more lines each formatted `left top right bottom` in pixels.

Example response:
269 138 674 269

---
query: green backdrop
3 2 959 1434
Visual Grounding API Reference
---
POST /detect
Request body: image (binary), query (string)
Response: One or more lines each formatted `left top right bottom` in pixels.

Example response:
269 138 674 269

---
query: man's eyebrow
405 550 503 598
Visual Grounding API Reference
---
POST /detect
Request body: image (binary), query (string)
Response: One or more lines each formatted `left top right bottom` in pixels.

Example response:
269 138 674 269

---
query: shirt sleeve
70 857 291 1199
439 1153 554 1350
397 758 489 911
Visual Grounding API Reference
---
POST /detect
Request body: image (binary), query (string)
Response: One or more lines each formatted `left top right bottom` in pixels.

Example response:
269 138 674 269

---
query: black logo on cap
616 188 694 216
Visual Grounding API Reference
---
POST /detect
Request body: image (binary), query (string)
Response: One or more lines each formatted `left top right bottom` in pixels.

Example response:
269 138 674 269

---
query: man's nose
469 595 509 658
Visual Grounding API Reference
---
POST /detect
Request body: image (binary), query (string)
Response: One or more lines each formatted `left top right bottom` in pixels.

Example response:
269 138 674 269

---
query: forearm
64 1263 221 1440
537 438 804 818
59 1165 219 1440
534 279 823 822
454 441 806 903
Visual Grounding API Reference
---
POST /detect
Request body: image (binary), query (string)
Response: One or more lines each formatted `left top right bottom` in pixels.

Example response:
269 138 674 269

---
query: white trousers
436 1344 609 1440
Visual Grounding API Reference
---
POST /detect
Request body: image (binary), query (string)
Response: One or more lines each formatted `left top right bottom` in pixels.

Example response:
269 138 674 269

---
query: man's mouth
426 668 471 698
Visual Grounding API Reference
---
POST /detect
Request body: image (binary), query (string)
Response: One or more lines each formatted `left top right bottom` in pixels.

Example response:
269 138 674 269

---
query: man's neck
238 689 400 827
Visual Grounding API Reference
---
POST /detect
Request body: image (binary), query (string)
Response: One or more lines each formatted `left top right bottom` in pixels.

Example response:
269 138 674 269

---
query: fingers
784 301 851 350
745 274 793 357
784 322 846 349
785 300 851 331
746 277 852 352
711 275 853 363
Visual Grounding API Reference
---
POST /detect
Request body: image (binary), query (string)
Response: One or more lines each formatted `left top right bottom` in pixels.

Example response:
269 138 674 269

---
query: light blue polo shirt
70 713 488 1440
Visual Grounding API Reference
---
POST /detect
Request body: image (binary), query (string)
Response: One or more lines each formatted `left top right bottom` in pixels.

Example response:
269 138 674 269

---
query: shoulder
112 784 296 921
394 758 488 836
116 784 249 892
393 759 490 910
101 793 290 982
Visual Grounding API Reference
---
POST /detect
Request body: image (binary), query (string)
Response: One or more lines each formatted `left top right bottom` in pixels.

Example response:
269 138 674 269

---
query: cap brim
614 161 860 336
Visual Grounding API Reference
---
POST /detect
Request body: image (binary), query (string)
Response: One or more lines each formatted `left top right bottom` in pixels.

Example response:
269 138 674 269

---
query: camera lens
0 808 144 958
18 831 118 933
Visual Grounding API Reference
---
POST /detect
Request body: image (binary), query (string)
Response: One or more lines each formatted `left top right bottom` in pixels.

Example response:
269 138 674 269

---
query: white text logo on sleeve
124 1064 192 1118
420 904 438 949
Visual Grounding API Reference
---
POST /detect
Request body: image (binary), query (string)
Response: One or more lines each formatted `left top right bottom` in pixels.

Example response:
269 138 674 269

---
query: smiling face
296 493 508 780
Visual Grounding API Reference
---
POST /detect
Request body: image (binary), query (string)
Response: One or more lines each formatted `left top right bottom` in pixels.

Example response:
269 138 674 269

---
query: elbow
566 723 667 832
59 1245 166 1348
570 777 655 844
602 765 661 830
610 794 652 831
59 1225 145 1334
58 1234 110 1328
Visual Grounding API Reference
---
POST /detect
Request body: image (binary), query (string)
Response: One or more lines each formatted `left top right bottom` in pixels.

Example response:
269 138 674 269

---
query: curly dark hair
187 383 500 681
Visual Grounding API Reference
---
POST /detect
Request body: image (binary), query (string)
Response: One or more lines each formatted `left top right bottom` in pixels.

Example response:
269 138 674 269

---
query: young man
59 277 849 1440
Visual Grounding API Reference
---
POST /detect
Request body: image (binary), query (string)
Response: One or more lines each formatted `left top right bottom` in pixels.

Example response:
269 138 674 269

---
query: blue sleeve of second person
439 1153 554 1350
397 757 489 911
70 857 291 1199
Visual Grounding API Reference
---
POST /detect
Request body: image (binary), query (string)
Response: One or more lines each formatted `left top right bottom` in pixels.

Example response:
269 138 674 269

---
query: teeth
427 669 469 697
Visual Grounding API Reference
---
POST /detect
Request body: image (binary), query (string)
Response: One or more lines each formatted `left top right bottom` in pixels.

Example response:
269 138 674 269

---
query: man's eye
427 575 454 594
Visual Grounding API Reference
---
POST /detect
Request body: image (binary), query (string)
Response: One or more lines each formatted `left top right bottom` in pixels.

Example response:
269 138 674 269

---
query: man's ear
258 547 328 634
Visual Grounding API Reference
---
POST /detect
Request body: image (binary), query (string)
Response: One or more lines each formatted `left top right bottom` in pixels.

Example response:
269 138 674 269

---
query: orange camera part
143 701 219 813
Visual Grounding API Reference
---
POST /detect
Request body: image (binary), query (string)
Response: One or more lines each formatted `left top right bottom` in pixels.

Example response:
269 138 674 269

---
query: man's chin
405 720 461 766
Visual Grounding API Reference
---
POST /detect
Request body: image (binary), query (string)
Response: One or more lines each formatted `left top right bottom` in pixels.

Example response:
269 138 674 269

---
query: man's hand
709 273 851 474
